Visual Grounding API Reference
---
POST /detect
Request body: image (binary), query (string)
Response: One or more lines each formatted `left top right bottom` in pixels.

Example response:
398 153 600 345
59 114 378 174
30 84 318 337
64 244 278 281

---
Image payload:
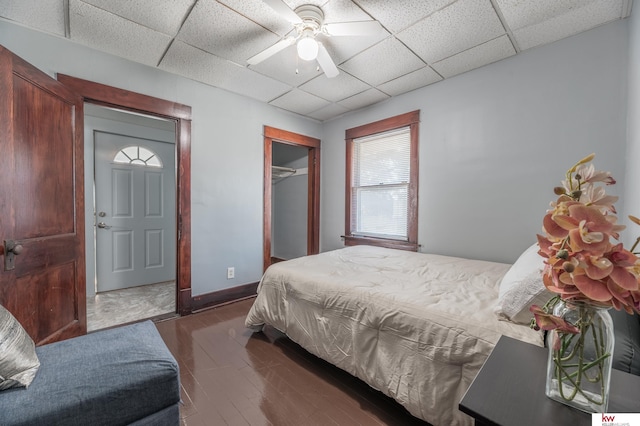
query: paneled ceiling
0 0 633 121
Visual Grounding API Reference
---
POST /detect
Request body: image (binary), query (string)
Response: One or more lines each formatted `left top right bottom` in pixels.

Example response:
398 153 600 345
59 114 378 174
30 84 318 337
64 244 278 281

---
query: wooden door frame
263 126 320 272
56 74 192 315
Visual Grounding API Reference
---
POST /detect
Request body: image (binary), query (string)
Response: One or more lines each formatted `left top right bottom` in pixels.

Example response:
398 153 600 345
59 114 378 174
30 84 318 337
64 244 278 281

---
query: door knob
97 222 112 229
3 239 23 271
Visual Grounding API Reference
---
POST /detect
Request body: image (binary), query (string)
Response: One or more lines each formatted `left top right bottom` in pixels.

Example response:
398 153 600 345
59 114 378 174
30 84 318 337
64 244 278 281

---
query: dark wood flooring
155 298 430 426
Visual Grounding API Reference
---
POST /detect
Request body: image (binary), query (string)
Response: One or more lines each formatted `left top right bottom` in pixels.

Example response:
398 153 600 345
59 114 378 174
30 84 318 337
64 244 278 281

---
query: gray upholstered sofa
0 320 180 425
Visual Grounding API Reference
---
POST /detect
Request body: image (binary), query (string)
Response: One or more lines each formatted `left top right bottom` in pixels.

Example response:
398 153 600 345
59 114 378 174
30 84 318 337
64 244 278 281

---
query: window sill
342 235 419 252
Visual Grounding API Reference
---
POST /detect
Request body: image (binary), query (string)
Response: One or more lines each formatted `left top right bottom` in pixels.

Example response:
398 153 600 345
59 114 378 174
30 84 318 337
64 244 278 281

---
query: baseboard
191 281 259 312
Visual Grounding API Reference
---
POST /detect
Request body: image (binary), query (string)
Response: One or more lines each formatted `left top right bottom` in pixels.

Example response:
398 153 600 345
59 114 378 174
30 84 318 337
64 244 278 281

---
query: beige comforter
245 245 543 425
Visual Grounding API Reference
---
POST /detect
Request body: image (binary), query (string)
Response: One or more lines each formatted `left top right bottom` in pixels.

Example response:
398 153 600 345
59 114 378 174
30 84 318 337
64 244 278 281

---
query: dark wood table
459 335 640 425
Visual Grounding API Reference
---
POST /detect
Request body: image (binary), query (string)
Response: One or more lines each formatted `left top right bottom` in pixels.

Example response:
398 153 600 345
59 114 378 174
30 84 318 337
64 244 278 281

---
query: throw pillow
0 304 40 391
495 243 551 325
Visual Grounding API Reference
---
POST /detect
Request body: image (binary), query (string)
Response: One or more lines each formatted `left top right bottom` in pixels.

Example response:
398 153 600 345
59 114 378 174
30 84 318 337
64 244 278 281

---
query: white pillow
495 243 551 325
0 304 40 391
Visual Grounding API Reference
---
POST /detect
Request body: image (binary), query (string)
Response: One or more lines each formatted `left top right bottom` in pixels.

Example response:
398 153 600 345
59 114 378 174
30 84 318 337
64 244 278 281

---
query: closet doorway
263 126 320 272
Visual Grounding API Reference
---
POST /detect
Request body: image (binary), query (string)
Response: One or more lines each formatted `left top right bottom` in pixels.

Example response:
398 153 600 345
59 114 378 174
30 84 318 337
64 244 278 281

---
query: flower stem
552 305 609 407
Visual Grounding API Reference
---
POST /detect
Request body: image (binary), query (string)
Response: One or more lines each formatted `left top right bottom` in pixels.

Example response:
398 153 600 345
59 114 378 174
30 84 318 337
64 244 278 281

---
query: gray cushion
0 304 40 391
0 320 179 425
611 309 640 375
129 404 180 426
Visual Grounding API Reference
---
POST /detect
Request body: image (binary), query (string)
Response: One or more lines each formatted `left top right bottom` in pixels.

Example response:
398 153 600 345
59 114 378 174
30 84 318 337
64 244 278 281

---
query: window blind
351 127 411 240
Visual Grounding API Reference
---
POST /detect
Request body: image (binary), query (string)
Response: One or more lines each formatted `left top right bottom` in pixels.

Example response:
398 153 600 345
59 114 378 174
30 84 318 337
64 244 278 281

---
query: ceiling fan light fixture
297 33 318 61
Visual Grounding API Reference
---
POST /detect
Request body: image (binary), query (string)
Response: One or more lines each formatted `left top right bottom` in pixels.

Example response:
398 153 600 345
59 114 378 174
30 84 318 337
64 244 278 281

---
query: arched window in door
113 145 163 167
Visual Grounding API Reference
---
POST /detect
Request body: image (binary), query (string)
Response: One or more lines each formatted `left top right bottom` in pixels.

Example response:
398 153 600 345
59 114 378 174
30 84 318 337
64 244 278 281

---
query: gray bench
0 321 180 425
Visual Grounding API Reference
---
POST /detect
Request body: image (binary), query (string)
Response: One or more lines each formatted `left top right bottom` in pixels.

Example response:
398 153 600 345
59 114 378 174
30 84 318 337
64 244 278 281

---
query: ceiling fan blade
247 36 296 65
316 42 339 78
263 0 302 24
324 21 383 37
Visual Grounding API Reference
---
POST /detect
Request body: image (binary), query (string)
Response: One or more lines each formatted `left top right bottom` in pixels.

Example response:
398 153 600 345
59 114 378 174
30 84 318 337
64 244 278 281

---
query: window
345 110 419 251
113 145 162 167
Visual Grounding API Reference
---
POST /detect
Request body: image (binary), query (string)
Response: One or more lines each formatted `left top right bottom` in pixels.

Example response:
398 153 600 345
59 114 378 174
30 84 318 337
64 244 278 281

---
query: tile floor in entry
87 281 176 332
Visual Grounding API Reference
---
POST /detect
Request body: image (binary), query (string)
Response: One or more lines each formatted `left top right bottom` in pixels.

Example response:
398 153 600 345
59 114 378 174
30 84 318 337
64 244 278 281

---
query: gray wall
0 14 634 292
272 153 308 260
623 4 640 246
0 20 322 297
321 19 630 264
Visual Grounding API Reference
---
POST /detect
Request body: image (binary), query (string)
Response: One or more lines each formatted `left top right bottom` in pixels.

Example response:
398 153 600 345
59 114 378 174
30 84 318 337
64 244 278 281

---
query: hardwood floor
155 298 429 426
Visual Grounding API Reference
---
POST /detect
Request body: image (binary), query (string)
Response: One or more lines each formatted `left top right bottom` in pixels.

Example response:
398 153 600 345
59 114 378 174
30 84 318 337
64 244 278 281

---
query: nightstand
459 335 640 426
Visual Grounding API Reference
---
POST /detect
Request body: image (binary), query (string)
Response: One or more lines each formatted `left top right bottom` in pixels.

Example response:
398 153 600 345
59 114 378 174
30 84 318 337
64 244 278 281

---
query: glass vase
545 299 614 413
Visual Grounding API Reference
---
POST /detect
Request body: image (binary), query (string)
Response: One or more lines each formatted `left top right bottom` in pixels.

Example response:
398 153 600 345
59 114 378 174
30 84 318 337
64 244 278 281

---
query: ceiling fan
247 0 383 78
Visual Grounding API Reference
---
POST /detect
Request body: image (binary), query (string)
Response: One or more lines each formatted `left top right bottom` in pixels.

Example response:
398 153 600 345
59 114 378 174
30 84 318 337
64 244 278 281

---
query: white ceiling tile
1 0 631 121
306 102 350 121
495 0 600 31
337 88 389 110
283 0 330 11
218 0 292 36
79 0 195 35
320 29 390 65
340 37 425 86
355 0 457 33
160 41 291 103
377 66 442 97
177 0 280 64
318 0 392 65
397 0 505 64
269 89 332 115
0 0 66 36
432 35 515 79
159 41 221 84
69 0 171 66
299 72 370 102
249 42 323 86
513 1 628 51
322 0 375 24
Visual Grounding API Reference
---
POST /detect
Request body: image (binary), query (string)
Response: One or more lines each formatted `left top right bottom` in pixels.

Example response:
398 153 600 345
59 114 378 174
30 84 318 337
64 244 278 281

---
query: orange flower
584 256 613 281
609 244 637 267
563 204 613 255
530 305 580 334
532 154 640 325
575 163 616 186
572 274 613 302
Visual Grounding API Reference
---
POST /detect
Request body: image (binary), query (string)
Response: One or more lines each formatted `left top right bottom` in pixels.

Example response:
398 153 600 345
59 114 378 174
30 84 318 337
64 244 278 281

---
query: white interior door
95 131 176 292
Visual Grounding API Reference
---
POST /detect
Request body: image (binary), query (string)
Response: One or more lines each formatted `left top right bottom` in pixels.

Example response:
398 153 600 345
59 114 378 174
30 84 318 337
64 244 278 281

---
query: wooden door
0 46 86 345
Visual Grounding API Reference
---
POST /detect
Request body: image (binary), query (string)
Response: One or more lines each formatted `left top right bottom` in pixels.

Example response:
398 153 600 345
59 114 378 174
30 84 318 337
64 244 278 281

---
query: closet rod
272 165 296 174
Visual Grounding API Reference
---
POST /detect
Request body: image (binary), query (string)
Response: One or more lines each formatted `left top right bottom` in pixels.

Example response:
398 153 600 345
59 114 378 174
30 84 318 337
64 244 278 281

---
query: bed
245 245 545 425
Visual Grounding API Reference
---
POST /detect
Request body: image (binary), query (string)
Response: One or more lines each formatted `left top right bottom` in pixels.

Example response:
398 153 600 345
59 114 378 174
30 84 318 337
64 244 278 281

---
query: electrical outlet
227 267 235 279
